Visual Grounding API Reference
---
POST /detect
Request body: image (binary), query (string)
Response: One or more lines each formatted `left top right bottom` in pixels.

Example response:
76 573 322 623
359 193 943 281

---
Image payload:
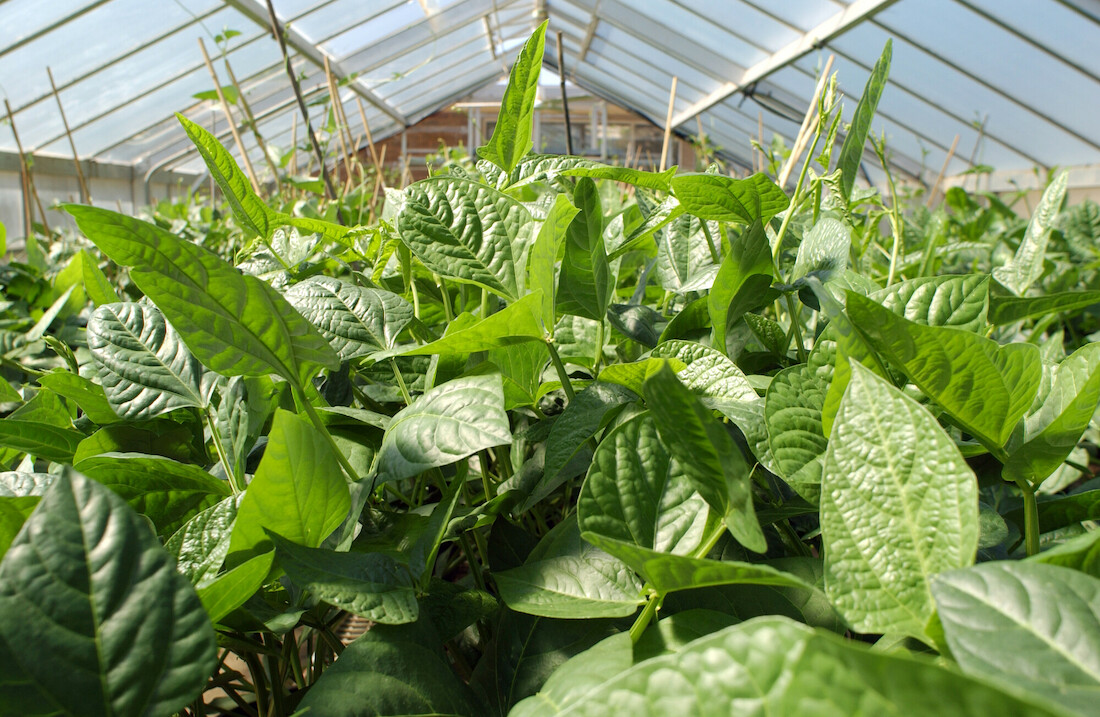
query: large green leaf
177 113 273 238
654 212 719 294
644 364 766 553
994 171 1069 295
837 40 891 201
556 178 611 321
765 363 829 501
528 193 579 329
706 219 772 353
381 291 545 358
848 291 1041 449
670 173 789 225
87 302 207 419
650 340 759 408
0 471 216 717
297 624 485 717
577 411 709 558
521 381 638 512
476 20 548 175
268 531 417 624
932 561 1100 716
822 364 978 639
790 215 851 282
375 375 511 484
0 420 83 464
285 276 413 360
1005 343 1100 486
74 452 230 537
36 371 119 425
511 616 1064 716
1030 530 1100 578
397 176 530 298
989 281 1100 325
495 517 645 619
195 550 274 625
228 409 351 562
82 250 121 306
67 205 339 386
165 495 239 586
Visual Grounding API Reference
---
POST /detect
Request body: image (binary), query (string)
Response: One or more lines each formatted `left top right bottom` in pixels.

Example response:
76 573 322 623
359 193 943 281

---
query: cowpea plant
0 24 1097 717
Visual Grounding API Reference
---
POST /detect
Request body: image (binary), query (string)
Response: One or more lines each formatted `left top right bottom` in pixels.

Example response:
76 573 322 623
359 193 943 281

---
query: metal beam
1052 0 1100 25
222 0 408 127
668 0 901 128
0 0 113 60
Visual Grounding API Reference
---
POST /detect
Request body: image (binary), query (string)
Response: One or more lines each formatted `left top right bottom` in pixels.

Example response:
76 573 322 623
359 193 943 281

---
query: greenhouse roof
1 0 1098 186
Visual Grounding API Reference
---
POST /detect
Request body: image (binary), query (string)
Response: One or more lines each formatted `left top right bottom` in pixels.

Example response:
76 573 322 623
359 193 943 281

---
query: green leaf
165 495 239 586
597 357 681 395
607 304 663 348
74 452 230 537
790 215 851 282
268 530 417 624
989 281 1100 325
650 339 759 407
559 164 677 191
512 615 1065 716
228 409 351 562
375 375 511 484
74 421 202 466
495 517 645 619
707 219 773 353
522 381 638 512
932 561 1100 716
36 371 119 425
67 205 339 386
0 420 83 464
765 363 829 501
382 291 545 358
654 212 719 294
577 412 709 557
398 176 530 298
195 550 274 625
644 364 766 553
81 250 120 306
0 376 19 403
529 193 579 329
0 471 216 717
490 341 547 410
837 40 891 201
177 113 273 238
285 276 413 360
607 197 684 261
1030 530 1100 578
0 498 36 560
556 178 611 321
297 624 485 717
993 171 1069 295
477 19 548 175
848 291 1041 449
87 302 208 419
1004 343 1100 486
822 364 978 639
671 173 790 225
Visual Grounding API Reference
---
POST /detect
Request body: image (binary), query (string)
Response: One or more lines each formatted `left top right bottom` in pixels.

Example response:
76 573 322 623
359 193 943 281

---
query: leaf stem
204 408 242 494
1016 479 1041 557
546 340 575 402
435 274 454 321
593 319 605 375
389 358 413 405
293 384 364 485
700 219 721 264
629 592 661 643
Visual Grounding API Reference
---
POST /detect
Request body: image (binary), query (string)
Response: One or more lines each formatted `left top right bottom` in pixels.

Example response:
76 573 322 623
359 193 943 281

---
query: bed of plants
1 22 1098 717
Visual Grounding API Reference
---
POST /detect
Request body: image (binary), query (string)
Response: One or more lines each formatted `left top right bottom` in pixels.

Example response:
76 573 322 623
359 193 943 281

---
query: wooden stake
46 67 91 204
556 31 574 155
223 56 282 193
659 76 678 172
290 113 298 177
198 37 261 193
265 0 336 200
323 55 353 187
926 134 960 208
354 98 380 169
778 54 834 187
5 99 49 235
6 100 33 238
757 111 765 173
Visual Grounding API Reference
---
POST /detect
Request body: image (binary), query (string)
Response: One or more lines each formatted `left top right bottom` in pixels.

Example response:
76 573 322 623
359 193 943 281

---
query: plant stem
1016 479 1041 557
435 274 454 321
293 384 364 484
481 287 490 318
593 319 605 375
629 593 661 643
546 340 576 402
389 358 413 405
204 408 242 494
700 219 721 263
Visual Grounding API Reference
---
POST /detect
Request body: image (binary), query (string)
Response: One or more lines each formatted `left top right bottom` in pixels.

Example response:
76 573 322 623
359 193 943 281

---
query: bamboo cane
659 76 678 172
323 55 354 187
198 37 261 193
6 100 33 238
777 54 834 188
222 56 282 192
926 134 960 208
46 67 91 204
5 99 49 235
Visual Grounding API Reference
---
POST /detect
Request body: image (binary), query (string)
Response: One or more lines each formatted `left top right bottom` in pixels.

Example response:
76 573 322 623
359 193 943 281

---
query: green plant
0 26 1097 717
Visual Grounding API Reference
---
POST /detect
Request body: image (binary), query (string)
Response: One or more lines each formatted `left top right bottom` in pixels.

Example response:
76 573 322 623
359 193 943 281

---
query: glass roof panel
318 1 426 58
0 0 102 49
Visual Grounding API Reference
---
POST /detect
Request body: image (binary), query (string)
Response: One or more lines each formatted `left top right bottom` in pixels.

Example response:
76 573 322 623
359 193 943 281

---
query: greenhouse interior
1 1 1099 716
